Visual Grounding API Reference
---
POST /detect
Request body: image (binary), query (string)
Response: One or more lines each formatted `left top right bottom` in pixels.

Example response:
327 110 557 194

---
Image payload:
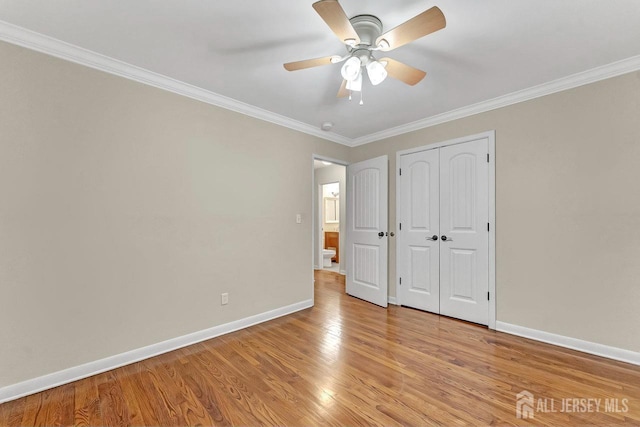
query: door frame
311 154 349 302
395 130 497 329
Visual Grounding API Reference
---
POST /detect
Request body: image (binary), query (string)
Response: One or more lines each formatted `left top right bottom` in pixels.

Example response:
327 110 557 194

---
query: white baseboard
388 296 398 305
0 299 313 404
496 321 640 366
339 269 346 275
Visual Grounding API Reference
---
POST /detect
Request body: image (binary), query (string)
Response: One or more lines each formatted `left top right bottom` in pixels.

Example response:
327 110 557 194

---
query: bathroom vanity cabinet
324 231 339 263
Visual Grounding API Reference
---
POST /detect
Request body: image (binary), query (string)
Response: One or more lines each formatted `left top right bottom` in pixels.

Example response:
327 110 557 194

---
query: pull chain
359 90 364 106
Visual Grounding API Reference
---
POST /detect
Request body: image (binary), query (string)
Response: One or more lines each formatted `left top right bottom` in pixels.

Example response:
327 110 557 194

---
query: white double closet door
398 138 489 325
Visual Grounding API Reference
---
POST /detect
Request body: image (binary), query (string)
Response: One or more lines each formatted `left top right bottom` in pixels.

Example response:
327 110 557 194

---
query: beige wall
0 41 349 387
350 71 640 352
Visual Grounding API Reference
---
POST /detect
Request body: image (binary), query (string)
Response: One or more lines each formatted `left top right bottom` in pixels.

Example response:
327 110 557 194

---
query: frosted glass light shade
341 57 362 81
345 73 362 92
366 60 388 86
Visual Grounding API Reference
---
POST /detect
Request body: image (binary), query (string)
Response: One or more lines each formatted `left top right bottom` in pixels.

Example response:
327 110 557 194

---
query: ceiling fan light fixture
345 72 363 92
366 60 388 86
341 57 362 81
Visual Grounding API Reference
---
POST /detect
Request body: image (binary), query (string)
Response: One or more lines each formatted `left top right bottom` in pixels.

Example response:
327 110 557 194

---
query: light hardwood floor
1 270 639 426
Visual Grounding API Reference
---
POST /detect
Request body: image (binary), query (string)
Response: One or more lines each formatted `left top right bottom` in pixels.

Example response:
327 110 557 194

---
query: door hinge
487 222 490 232
487 292 490 301
399 223 402 230
399 277 402 285
399 168 402 176
487 153 490 163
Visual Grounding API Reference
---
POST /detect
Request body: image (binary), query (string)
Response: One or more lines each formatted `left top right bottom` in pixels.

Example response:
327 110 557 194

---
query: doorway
313 158 347 276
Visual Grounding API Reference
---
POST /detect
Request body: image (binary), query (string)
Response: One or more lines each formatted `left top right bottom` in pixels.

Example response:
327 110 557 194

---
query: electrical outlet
221 293 229 305
296 214 302 224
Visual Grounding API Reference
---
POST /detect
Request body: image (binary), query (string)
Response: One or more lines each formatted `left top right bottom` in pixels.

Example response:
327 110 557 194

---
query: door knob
378 232 384 237
427 235 438 241
441 235 452 241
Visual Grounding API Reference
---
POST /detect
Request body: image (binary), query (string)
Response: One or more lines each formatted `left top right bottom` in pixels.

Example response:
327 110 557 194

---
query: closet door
439 139 489 325
398 150 440 312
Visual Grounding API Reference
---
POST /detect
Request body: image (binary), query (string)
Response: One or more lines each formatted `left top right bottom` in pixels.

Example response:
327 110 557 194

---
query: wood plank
1 397 26 427
174 358 233 426
115 361 167 426
19 383 74 427
137 360 186 426
0 399 8 426
97 371 130 427
73 375 102 427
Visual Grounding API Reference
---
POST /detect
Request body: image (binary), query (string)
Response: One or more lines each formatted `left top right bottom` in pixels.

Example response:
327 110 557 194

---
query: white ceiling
1 1 640 144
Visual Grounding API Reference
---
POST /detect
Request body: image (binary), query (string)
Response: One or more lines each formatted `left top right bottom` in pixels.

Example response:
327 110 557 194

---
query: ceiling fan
283 0 446 103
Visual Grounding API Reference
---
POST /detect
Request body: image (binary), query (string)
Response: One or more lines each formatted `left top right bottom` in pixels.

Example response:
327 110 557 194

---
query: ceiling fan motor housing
349 15 383 48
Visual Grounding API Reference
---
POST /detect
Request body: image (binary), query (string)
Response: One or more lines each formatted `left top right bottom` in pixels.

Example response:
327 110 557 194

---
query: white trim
388 296 398 305
2 20 640 148
496 321 640 366
339 269 347 276
350 55 640 146
0 299 312 404
395 131 496 328
487 134 496 330
0 20 350 146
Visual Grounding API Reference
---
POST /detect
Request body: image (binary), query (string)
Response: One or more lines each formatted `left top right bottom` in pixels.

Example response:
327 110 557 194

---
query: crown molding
0 20 352 146
351 54 640 146
2 20 640 148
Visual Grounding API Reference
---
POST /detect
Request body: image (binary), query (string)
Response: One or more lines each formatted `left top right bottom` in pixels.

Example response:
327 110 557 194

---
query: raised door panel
449 154 476 232
353 168 380 231
449 249 476 301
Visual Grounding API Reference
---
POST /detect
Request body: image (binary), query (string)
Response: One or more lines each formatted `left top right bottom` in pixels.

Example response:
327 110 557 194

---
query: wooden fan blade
312 0 360 45
376 6 446 51
284 56 335 71
380 58 426 86
337 80 349 98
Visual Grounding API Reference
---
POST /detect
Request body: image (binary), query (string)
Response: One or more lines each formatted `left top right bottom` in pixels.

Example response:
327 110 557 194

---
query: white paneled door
439 139 489 325
398 149 440 312
346 155 388 307
398 137 490 325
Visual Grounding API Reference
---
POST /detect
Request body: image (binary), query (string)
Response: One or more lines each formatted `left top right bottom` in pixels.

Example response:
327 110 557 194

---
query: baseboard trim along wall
388 296 398 306
496 321 640 366
0 299 313 404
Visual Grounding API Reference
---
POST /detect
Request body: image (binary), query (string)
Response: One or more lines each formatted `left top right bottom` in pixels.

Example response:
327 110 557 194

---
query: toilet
322 248 336 267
